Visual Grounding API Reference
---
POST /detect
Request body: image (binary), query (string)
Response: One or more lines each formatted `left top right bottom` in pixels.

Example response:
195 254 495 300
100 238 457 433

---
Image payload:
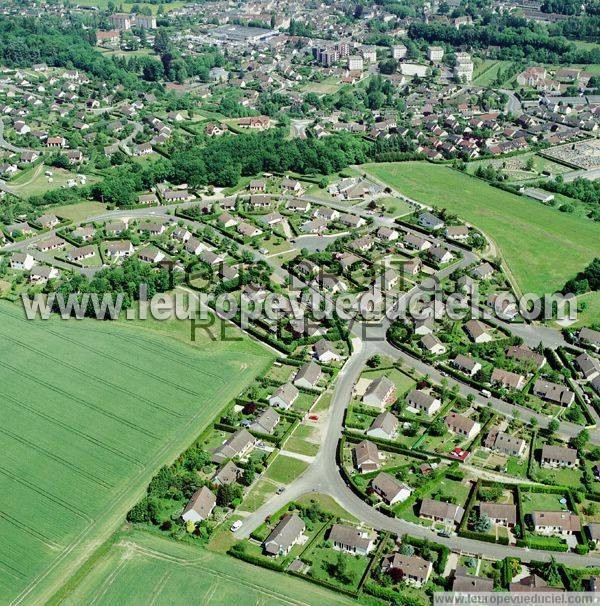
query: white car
230 520 242 532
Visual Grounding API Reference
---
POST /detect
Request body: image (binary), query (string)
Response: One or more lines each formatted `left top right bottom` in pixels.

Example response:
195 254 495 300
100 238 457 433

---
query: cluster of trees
541 0 583 14
167 130 371 188
0 17 143 90
540 177 600 221
408 17 599 64
53 257 172 317
563 257 600 295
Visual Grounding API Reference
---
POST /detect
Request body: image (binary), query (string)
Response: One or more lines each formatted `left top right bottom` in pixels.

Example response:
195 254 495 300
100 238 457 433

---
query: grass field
472 60 513 86
301 76 342 95
9 166 100 198
363 162 600 295
570 291 600 328
58 529 356 606
264 454 309 484
0 301 271 605
50 200 107 223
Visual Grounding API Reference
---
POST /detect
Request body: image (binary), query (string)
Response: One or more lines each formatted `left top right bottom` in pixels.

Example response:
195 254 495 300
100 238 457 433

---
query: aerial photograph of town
0 0 598 604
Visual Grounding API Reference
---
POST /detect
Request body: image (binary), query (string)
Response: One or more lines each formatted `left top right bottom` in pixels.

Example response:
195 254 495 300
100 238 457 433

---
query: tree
399 543 415 556
366 354 381 368
217 483 243 506
429 418 447 437
548 419 560 435
473 513 492 532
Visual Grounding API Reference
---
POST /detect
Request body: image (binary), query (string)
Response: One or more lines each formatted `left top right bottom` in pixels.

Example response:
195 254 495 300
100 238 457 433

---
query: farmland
363 162 600 295
0 301 271 605
58 529 357 606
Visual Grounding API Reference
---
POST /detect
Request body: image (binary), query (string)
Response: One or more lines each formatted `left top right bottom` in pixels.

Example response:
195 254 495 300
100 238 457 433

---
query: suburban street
3 180 597 568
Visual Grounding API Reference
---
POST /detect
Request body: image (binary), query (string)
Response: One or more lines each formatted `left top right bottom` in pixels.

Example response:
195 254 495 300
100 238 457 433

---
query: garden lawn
304 544 370 591
363 162 600 295
0 300 271 605
520 490 569 514
264 454 309 484
284 424 320 457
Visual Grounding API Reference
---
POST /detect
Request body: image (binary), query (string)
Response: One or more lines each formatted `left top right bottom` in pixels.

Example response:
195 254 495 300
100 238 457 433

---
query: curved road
235 330 600 566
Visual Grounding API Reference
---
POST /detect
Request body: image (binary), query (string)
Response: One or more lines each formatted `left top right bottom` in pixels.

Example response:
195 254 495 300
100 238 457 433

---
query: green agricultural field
363 162 600 295
0 301 271 605
58 529 356 606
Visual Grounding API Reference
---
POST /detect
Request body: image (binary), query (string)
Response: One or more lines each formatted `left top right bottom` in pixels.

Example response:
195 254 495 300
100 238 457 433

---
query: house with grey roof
367 412 399 440
533 379 575 406
250 407 280 435
362 376 397 410
268 383 299 410
328 524 375 555
263 513 305 557
381 553 432 586
419 499 464 526
293 361 322 389
211 429 256 464
353 440 380 472
371 472 411 505
406 389 441 415
541 445 577 468
212 461 243 486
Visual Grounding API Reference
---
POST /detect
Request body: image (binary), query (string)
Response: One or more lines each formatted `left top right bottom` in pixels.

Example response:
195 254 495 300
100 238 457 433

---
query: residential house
420 334 446 356
362 376 397 410
506 345 546 370
367 412 399 440
268 383 299 410
484 428 526 457
452 568 494 592
418 212 444 230
67 245 96 262
452 354 482 377
541 445 578 468
491 368 525 391
313 339 341 363
406 389 441 416
419 499 464 526
9 253 35 270
533 380 575 406
371 472 412 505
181 486 216 523
444 412 481 439
480 503 517 527
463 319 492 344
532 511 580 536
381 553 432 587
293 361 322 389
250 407 280 435
211 461 243 486
211 429 256 464
264 513 305 557
328 524 375 555
353 440 380 472
575 353 600 381
29 266 59 284
106 241 134 259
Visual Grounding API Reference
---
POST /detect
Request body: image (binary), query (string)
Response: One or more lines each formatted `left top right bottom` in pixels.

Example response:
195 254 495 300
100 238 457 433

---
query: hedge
458 479 481 535
362 582 427 606
287 570 358 598
227 546 285 571
516 537 568 552
461 529 509 545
